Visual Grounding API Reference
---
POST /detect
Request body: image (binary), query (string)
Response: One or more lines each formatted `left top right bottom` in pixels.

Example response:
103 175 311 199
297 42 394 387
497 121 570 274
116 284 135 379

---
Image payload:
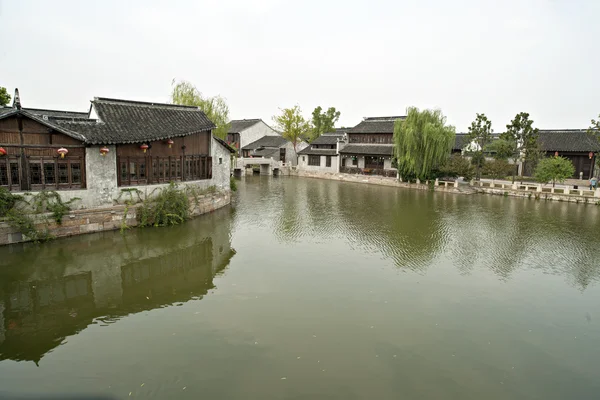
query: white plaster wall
384 158 393 170
211 136 232 191
239 120 280 151
298 155 339 173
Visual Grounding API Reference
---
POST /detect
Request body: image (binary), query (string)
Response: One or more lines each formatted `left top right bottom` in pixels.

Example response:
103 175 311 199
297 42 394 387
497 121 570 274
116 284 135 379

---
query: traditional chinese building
338 116 404 177
0 90 234 209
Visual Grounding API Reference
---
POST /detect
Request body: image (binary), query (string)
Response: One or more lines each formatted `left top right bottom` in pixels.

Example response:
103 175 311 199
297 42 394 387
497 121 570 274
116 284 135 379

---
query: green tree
482 159 515 180
439 154 475 181
310 106 340 142
272 105 310 161
466 113 493 180
393 107 456 180
485 139 514 160
170 80 230 139
589 113 600 146
0 87 10 106
500 112 539 182
534 156 575 188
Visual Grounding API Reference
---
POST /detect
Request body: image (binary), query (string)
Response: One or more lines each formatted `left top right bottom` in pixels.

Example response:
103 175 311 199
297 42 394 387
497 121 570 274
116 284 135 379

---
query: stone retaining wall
0 191 231 245
294 170 467 193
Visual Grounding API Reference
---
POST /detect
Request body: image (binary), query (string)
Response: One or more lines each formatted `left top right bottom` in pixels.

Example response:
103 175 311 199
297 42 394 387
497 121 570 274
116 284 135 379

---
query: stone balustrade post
435 178 439 186
454 180 459 188
537 185 542 193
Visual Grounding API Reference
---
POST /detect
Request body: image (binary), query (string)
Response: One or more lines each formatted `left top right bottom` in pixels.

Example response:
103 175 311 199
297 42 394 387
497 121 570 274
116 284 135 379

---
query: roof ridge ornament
13 88 21 110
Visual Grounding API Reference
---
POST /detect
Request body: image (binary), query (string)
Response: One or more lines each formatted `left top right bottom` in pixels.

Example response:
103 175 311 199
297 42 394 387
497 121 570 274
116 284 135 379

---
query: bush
0 187 19 217
439 154 475 181
535 156 575 187
138 182 190 227
230 176 238 192
482 159 514 180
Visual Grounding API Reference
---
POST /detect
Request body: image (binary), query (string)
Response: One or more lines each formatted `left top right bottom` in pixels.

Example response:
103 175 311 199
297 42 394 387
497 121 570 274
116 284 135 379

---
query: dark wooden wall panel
116 131 210 157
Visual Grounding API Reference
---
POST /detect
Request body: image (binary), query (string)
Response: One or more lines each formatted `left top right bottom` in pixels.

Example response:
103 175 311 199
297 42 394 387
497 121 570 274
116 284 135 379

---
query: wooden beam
0 143 85 149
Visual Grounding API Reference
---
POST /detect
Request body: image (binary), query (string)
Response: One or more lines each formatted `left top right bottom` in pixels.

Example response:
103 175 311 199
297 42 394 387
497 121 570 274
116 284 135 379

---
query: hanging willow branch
394 107 456 180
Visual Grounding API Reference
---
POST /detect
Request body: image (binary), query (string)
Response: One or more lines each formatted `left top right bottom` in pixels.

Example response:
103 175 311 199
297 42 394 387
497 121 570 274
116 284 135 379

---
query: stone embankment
293 169 599 203
0 191 231 245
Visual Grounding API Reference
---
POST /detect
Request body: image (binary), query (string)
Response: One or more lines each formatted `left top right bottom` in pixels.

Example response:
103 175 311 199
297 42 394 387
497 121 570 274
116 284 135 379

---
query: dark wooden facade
348 133 393 144
0 116 86 191
547 151 596 179
116 131 212 187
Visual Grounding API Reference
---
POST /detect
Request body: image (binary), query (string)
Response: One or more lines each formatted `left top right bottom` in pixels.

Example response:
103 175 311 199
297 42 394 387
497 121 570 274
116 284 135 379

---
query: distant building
241 135 307 166
338 116 403 177
226 119 279 156
538 130 600 179
297 132 346 172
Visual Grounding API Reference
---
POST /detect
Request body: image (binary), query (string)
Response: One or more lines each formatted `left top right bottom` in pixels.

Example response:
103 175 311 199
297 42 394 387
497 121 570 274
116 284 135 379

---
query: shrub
230 176 238 192
482 159 514 180
138 182 190 227
534 156 575 188
439 154 475 181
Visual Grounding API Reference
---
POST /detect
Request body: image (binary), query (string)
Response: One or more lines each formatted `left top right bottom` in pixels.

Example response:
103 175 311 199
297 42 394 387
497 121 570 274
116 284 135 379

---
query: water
1 176 599 399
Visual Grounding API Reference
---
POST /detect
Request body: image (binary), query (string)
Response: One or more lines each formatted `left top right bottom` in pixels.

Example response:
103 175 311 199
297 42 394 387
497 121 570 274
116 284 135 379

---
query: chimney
13 88 21 110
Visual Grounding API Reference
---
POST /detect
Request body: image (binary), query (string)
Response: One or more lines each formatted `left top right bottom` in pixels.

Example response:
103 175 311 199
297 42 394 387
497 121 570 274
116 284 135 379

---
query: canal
1 176 599 399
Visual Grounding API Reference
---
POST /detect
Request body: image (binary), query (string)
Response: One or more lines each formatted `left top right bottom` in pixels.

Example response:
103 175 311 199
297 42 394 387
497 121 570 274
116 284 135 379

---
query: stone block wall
0 191 231 246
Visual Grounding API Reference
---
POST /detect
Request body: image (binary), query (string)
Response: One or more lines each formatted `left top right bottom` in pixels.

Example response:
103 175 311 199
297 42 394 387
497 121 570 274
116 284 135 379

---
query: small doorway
280 148 286 163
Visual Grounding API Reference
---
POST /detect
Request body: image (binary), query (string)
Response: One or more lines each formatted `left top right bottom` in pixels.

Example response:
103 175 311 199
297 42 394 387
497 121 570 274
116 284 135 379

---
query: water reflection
0 208 235 364
243 176 600 288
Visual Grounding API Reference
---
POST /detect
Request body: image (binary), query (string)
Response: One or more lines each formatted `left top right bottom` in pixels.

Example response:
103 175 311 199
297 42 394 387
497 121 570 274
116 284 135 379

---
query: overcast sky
1 0 598 132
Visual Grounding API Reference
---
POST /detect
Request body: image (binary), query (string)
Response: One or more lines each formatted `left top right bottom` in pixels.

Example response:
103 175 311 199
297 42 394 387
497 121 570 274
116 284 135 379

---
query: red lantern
0 147 6 156
589 152 594 159
554 151 558 157
140 144 149 153
57 148 68 158
167 139 174 148
100 147 110 156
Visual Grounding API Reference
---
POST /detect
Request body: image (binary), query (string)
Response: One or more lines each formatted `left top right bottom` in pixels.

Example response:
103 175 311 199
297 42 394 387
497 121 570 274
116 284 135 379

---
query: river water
0 176 599 399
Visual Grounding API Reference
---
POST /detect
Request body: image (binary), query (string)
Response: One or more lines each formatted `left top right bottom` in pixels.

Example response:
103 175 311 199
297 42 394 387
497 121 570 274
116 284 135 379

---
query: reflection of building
0 209 235 364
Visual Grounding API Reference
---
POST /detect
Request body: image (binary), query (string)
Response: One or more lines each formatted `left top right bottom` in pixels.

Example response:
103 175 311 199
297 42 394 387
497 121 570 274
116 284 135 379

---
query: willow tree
272 105 310 160
170 80 230 139
393 107 456 180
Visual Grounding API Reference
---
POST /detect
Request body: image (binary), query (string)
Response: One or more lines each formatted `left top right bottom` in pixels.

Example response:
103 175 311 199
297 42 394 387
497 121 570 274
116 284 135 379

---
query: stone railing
340 166 397 178
473 180 600 198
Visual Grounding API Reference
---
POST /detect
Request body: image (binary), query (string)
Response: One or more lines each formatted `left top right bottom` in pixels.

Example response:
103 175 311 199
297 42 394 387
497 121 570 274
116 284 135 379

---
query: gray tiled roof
214 136 236 153
23 107 89 119
348 116 406 134
310 133 344 145
228 119 261 133
242 135 288 150
339 143 394 156
53 98 215 145
297 147 337 156
251 148 279 158
0 108 87 142
453 134 469 151
537 130 600 152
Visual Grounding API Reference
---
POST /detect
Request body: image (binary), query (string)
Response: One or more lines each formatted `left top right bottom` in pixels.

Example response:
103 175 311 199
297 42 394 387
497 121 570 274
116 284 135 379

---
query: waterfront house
537 130 600 179
241 135 307 166
297 131 346 172
0 90 234 209
226 119 280 156
338 116 404 177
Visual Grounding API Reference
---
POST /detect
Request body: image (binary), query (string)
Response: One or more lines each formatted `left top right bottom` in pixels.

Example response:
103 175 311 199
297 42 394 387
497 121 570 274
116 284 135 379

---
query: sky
0 0 599 132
